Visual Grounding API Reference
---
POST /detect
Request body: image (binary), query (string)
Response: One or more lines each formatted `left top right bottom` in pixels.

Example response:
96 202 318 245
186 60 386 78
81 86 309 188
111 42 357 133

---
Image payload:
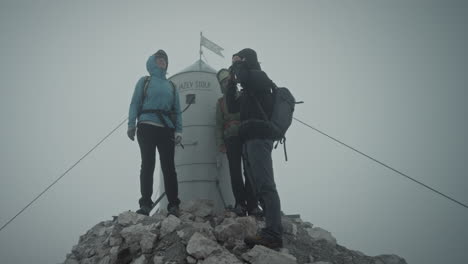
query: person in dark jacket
215 68 261 217
226 48 283 249
127 50 182 217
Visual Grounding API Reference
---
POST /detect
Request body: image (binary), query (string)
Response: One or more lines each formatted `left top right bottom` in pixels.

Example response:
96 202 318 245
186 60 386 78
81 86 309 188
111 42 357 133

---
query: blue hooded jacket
128 54 182 133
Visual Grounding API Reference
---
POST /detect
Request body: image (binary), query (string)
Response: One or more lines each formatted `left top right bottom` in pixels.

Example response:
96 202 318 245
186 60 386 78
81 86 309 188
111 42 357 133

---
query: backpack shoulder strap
143 76 151 99
169 80 176 111
251 78 277 121
169 80 176 90
253 96 269 121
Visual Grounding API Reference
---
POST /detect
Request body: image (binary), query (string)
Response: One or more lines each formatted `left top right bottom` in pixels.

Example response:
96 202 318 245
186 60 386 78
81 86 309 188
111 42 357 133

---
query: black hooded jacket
226 59 275 141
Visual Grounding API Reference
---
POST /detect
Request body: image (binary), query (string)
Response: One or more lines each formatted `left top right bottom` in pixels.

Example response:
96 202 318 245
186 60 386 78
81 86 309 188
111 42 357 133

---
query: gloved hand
174 132 182 145
127 127 136 141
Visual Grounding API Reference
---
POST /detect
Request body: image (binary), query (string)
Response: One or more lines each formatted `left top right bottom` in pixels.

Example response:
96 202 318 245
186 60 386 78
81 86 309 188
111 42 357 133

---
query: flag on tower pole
200 32 224 58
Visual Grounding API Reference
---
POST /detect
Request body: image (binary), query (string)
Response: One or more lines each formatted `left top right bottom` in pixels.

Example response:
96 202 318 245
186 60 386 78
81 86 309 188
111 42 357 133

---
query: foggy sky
1 1 467 264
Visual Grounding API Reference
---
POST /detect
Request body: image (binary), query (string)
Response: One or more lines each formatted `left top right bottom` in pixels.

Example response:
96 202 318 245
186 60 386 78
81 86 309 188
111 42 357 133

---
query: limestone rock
152 255 164 264
160 215 182 237
282 219 298 236
179 212 195 222
200 250 243 264
242 245 297 264
117 211 146 226
214 216 256 242
236 216 258 235
97 255 110 264
63 200 408 264
180 199 214 218
303 221 313 228
306 227 337 246
374 254 408 264
186 255 197 264
109 235 123 247
140 233 158 254
131 255 146 264
121 223 156 244
63 258 79 264
186 232 222 259
151 212 167 223
178 221 216 242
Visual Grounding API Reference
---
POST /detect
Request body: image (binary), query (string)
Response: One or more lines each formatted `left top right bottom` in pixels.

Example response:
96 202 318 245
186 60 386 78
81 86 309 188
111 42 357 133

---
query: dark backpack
270 86 296 140
139 76 178 129
254 84 301 160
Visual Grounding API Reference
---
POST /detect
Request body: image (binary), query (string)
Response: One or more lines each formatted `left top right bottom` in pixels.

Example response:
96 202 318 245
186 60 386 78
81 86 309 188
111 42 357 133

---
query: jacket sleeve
241 69 272 94
174 87 183 133
215 98 224 148
128 77 146 129
225 81 240 113
234 62 250 86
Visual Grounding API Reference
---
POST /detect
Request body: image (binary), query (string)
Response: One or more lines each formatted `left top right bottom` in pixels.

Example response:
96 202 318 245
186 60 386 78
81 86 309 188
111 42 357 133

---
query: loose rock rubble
63 199 408 264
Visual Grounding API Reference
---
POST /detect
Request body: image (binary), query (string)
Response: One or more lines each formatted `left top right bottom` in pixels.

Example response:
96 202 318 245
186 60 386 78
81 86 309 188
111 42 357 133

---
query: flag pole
199 31 203 70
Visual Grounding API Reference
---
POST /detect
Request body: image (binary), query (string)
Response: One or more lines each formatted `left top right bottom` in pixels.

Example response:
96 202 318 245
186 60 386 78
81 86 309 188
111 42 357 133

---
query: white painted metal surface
158 60 235 211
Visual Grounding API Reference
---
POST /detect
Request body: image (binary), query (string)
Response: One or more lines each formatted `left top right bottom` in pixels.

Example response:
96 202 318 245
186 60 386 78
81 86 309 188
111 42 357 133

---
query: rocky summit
63 199 407 264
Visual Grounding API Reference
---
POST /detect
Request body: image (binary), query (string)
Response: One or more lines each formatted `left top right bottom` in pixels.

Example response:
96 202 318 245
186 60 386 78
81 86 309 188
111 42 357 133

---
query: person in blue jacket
127 50 182 217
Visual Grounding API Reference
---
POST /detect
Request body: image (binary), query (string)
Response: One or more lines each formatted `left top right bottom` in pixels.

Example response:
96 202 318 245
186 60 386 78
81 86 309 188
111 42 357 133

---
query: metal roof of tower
175 59 217 75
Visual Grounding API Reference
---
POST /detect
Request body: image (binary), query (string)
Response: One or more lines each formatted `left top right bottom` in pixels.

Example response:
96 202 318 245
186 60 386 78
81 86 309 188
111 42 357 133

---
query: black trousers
137 123 180 209
225 136 258 211
243 139 282 238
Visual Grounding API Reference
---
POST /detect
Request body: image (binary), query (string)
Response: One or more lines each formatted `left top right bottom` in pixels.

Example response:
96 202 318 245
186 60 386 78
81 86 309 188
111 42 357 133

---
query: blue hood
146 54 167 79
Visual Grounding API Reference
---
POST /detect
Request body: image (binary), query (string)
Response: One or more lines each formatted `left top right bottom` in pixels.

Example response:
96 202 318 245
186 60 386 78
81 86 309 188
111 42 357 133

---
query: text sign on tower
178 80 212 90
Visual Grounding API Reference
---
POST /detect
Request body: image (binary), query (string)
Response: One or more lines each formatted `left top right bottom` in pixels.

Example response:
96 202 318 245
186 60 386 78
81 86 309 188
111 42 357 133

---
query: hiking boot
136 205 152 216
167 205 180 217
248 207 264 218
231 204 247 217
244 234 283 250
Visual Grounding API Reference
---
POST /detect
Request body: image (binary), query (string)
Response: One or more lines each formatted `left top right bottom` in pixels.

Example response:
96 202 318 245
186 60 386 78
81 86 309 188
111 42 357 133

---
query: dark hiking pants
225 136 258 211
137 123 180 209
243 139 283 239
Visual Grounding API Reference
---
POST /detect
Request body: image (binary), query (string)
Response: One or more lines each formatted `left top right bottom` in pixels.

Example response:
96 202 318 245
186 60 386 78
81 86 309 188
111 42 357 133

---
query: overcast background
1 1 467 264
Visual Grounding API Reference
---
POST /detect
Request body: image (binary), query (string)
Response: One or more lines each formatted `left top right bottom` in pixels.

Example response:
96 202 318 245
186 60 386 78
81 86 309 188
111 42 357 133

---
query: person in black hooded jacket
226 48 283 249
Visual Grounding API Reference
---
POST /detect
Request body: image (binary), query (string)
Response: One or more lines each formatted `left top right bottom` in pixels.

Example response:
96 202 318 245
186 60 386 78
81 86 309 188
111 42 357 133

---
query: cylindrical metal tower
158 59 235 212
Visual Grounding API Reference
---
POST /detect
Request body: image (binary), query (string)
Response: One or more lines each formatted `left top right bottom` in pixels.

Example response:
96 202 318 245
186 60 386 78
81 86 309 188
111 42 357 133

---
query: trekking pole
172 94 195 149
150 192 167 211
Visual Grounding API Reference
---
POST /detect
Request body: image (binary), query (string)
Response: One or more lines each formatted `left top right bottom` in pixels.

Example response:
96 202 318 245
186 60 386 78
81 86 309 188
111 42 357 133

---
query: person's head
232 54 243 64
232 48 261 70
154 49 168 70
216 68 230 94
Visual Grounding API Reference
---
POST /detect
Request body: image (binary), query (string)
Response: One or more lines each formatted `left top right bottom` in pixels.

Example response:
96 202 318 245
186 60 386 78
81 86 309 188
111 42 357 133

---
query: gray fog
0 1 467 263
